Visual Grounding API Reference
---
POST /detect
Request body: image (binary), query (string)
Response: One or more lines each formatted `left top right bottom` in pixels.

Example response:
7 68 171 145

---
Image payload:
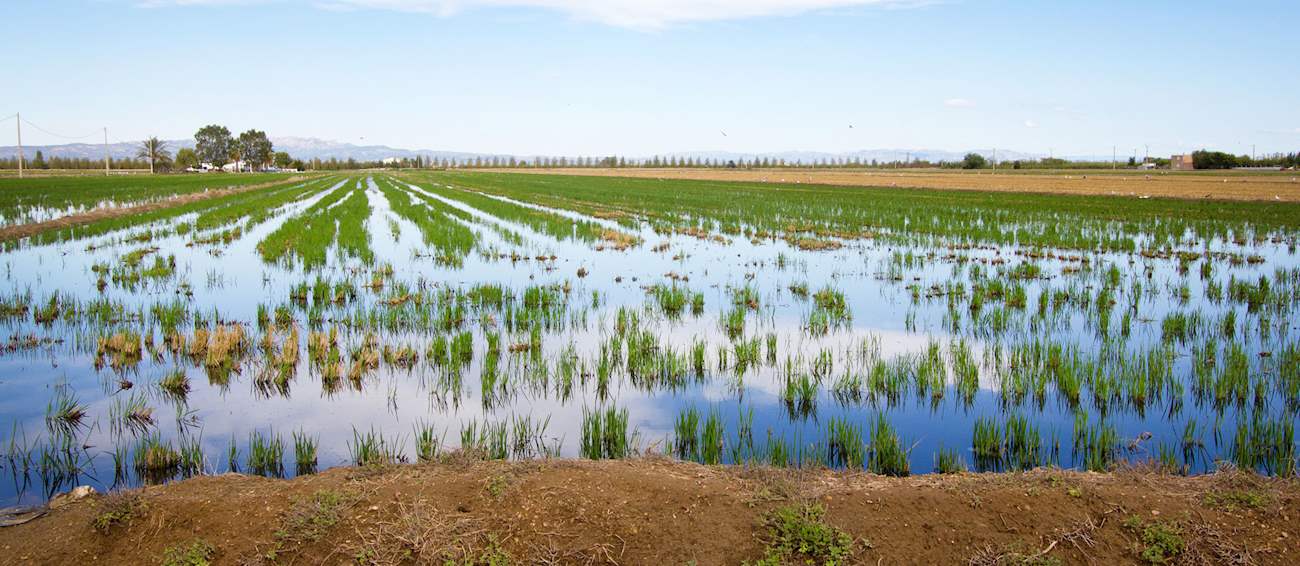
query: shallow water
1 173 1297 506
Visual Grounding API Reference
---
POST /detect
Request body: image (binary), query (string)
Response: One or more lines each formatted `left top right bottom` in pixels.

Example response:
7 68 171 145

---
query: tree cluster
1191 150 1300 170
194 125 279 171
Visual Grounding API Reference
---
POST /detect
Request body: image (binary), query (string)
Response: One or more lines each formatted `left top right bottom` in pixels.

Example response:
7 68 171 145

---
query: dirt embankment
0 176 309 244
499 168 1300 202
2 459 1297 565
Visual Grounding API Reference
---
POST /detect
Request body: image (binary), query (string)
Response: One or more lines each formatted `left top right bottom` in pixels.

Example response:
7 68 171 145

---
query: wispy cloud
139 0 931 28
1023 119 1037 128
943 98 975 108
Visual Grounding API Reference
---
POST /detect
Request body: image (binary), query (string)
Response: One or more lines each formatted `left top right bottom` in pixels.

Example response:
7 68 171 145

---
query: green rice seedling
701 409 725 465
159 368 191 400
1232 414 1296 476
733 337 763 375
729 407 757 465
972 416 1002 471
414 421 441 463
349 427 404 466
950 340 979 407
788 281 809 298
766 431 791 468
831 371 864 404
1074 421 1119 472
1160 311 1202 345
915 341 946 404
812 348 834 379
1220 309 1237 338
293 430 318 474
651 284 688 317
722 304 746 339
177 434 205 478
508 414 555 459
690 338 707 379
935 446 966 473
1003 414 1043 471
133 432 180 484
4 423 35 473
765 333 778 365
45 386 88 439
780 371 818 420
690 291 705 316
731 284 760 310
672 406 700 461
580 406 632 459
248 429 285 477
226 436 239 473
867 415 910 476
825 417 864 469
109 392 155 438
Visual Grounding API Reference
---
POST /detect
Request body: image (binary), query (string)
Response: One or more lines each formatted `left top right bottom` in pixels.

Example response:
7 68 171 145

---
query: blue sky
2 0 1297 158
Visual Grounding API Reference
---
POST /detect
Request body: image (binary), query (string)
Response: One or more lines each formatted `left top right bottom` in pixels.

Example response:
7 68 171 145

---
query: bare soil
0 176 308 243
501 168 1300 202
2 459 1297 565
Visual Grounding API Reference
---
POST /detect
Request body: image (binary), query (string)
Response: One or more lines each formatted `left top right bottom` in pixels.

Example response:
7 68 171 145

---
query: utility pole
103 127 109 176
15 112 22 179
1145 144 1149 163
992 148 997 172
1112 146 1117 170
1252 144 1256 162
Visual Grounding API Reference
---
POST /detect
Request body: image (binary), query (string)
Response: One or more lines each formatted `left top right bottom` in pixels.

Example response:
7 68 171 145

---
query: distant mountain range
0 137 1071 164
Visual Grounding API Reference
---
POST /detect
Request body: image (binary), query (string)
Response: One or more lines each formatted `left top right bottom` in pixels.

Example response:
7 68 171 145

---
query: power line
19 116 99 140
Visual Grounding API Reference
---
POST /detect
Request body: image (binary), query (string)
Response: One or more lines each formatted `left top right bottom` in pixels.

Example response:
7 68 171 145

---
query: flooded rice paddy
1 170 1298 506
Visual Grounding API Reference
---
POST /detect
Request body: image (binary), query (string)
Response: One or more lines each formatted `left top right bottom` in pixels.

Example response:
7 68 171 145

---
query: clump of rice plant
825 417 865 469
349 427 405 466
159 368 191 400
935 446 966 474
672 407 700 461
293 430 318 475
580 406 633 459
133 433 180 484
109 392 155 438
867 414 910 476
248 429 285 477
45 386 88 438
414 421 441 463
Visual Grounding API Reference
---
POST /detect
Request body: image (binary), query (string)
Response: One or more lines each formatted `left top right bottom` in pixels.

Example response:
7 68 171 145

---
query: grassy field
0 173 296 227
409 170 1300 252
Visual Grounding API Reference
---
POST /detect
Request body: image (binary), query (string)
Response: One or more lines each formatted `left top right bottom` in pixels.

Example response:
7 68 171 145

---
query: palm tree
137 137 172 174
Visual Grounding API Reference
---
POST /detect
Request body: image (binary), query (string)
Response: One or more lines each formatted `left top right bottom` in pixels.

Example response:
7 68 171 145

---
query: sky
2 0 1298 158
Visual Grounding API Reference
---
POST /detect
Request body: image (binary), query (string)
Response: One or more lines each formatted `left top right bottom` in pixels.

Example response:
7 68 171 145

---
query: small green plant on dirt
1123 516 1184 565
160 539 216 566
484 473 510 499
746 503 854 566
467 534 512 566
1202 489 1268 511
91 491 145 534
262 489 355 562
